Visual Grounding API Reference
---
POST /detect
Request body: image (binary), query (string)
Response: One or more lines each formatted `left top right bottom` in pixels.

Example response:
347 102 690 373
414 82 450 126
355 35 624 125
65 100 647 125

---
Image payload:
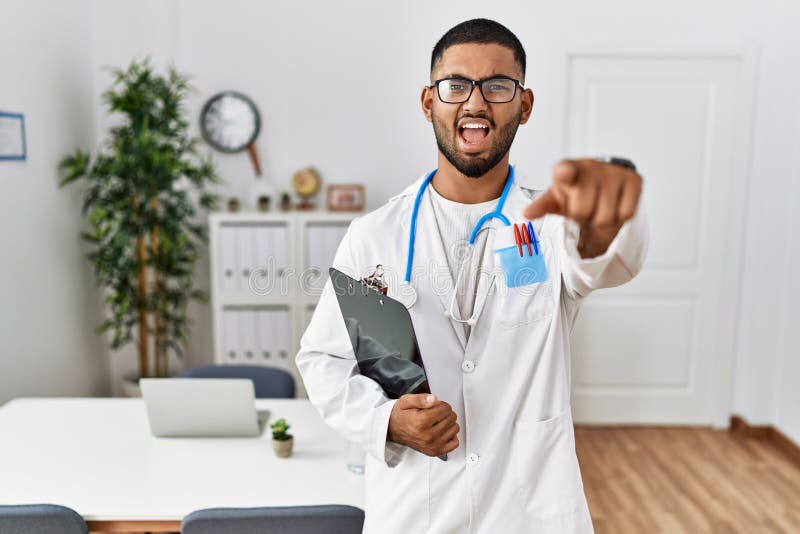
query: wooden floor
575 426 800 533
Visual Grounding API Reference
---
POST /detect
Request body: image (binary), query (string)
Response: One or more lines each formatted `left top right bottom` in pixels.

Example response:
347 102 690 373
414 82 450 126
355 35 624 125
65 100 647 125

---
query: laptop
140 378 270 437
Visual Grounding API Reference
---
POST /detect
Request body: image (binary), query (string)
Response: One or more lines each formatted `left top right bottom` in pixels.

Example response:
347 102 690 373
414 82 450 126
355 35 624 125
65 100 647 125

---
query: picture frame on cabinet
326 184 365 212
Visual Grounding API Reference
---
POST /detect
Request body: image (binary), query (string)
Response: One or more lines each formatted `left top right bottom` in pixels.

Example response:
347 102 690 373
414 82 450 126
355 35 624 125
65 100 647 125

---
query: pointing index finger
553 160 579 186
523 188 560 219
523 160 580 220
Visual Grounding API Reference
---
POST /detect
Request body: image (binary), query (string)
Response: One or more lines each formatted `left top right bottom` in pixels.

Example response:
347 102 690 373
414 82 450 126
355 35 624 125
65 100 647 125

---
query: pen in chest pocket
527 221 539 255
512 222 540 257
513 223 523 257
499 223 549 288
521 223 532 256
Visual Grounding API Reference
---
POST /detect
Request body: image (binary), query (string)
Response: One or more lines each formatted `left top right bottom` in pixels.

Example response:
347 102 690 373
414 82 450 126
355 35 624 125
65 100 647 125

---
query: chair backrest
0 504 88 534
179 365 295 398
181 505 364 534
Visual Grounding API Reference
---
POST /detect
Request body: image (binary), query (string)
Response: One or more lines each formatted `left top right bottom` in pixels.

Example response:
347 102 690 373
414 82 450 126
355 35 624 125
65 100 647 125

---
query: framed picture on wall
0 112 27 161
326 184 365 212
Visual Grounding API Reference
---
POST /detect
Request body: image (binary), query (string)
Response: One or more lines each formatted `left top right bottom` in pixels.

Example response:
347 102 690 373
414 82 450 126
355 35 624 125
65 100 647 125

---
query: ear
519 88 534 125
421 85 434 123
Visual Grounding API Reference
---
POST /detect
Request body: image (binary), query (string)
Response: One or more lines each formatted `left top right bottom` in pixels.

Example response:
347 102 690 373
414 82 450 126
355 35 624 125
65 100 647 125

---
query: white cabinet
222 309 242 361
305 223 349 291
218 226 239 292
209 212 355 398
255 308 274 361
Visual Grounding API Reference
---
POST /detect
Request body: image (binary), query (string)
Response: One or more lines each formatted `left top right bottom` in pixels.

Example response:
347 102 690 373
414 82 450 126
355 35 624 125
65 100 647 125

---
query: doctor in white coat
296 18 647 534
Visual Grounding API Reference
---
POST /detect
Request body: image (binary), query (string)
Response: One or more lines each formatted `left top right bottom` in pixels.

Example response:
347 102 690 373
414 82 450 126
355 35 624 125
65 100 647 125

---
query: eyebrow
436 73 516 81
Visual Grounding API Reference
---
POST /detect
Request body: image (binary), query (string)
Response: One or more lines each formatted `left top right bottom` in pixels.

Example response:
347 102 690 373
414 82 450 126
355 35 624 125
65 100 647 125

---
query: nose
463 82 489 114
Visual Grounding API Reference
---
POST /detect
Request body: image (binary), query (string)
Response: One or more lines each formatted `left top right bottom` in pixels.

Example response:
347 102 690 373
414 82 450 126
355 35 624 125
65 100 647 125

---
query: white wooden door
566 49 755 426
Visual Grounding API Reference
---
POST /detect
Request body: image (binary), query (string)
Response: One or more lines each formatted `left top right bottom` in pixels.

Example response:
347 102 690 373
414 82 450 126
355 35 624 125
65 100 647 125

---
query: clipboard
329 267 448 461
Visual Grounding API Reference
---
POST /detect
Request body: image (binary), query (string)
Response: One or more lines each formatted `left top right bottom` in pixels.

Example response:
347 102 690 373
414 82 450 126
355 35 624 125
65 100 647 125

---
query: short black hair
430 19 526 79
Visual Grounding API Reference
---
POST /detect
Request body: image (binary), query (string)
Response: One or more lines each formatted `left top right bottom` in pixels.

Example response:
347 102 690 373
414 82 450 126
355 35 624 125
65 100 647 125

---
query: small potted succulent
280 191 292 211
271 418 293 458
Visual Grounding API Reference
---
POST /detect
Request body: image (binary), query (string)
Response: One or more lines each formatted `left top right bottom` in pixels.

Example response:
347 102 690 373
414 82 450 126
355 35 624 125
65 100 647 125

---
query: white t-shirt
428 185 498 340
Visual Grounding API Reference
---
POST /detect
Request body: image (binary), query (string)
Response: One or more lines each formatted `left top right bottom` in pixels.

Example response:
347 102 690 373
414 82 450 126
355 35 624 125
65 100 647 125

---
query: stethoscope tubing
403 169 437 283
404 165 515 284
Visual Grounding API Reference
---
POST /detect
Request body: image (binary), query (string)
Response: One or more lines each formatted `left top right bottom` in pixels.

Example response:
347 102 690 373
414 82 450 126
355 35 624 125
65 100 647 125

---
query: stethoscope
398 165 514 325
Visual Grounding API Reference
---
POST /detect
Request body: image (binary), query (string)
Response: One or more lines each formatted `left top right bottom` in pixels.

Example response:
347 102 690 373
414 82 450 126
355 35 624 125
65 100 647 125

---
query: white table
0 398 364 532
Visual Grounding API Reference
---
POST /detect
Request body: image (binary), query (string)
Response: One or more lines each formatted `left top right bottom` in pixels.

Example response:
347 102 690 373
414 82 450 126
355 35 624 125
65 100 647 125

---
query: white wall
727 1 800 444
1 0 797 440
772 133 800 444
86 0 800 438
0 0 109 404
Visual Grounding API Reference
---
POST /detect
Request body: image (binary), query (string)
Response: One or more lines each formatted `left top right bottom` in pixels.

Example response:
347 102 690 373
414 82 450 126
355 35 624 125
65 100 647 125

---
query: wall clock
200 91 263 176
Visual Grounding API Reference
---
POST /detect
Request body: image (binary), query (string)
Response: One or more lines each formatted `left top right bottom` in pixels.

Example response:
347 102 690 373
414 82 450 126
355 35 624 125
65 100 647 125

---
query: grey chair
0 504 88 534
181 505 364 534
179 364 295 398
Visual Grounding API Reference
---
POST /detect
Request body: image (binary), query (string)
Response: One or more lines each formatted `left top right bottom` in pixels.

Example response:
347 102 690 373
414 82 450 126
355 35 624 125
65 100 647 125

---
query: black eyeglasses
430 76 522 104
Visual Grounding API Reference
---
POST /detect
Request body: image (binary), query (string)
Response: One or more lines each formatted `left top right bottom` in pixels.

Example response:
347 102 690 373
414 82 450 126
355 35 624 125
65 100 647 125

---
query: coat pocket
511 409 587 519
495 244 549 288
494 279 555 330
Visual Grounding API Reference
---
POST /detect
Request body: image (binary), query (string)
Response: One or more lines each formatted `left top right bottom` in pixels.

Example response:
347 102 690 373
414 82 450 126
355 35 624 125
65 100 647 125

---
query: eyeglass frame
428 75 524 104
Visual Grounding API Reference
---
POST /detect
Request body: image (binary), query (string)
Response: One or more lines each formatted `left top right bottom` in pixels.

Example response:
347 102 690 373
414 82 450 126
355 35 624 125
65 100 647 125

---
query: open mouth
458 120 491 151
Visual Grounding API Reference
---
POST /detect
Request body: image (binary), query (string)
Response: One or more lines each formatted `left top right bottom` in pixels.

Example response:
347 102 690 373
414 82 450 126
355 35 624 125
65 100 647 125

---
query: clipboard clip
360 264 388 295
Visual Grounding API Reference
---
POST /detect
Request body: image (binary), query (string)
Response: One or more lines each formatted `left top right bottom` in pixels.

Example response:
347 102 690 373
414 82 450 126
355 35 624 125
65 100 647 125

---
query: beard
432 109 521 178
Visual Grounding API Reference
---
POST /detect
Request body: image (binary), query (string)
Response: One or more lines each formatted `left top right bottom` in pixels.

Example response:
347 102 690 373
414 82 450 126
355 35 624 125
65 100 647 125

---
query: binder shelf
209 211 355 398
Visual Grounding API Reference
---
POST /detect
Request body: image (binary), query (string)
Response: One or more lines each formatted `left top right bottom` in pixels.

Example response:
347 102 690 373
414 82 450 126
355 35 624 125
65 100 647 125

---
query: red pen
513 224 523 257
521 223 533 256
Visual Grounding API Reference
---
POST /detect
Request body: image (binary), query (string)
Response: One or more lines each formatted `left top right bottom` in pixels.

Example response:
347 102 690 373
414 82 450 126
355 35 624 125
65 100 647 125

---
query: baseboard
729 415 771 438
730 414 800 466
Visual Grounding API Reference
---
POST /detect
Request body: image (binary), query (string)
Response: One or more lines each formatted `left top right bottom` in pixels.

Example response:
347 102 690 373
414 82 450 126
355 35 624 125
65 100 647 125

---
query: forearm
559 200 649 298
296 341 407 467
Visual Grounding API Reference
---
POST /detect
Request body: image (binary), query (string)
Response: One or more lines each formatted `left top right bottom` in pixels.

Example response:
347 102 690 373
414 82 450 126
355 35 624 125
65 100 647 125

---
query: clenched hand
387 394 459 457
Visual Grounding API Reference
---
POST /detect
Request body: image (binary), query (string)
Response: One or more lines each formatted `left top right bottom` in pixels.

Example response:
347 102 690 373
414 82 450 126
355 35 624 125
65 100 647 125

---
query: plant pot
272 437 294 458
121 372 141 398
121 371 182 397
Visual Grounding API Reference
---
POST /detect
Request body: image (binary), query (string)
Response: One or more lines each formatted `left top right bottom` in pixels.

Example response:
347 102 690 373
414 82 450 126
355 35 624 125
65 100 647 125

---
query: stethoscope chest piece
393 281 418 309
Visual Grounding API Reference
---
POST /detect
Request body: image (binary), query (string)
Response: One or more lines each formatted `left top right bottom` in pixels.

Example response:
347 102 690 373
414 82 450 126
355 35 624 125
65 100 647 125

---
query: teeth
462 123 488 129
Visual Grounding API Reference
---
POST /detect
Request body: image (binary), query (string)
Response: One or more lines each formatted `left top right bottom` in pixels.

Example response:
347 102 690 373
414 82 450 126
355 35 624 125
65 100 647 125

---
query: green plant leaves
270 418 292 441
59 57 221 377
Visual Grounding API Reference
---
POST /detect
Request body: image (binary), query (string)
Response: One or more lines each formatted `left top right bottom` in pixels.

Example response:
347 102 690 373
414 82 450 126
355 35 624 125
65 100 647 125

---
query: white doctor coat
296 169 648 534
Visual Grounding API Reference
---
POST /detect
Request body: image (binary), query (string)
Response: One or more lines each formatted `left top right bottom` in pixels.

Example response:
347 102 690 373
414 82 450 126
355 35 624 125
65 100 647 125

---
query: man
296 18 647 534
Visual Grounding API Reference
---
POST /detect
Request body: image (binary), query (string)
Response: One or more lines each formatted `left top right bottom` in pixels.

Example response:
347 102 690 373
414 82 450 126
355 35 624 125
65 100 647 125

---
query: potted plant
59 58 220 395
279 191 292 211
271 418 294 457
